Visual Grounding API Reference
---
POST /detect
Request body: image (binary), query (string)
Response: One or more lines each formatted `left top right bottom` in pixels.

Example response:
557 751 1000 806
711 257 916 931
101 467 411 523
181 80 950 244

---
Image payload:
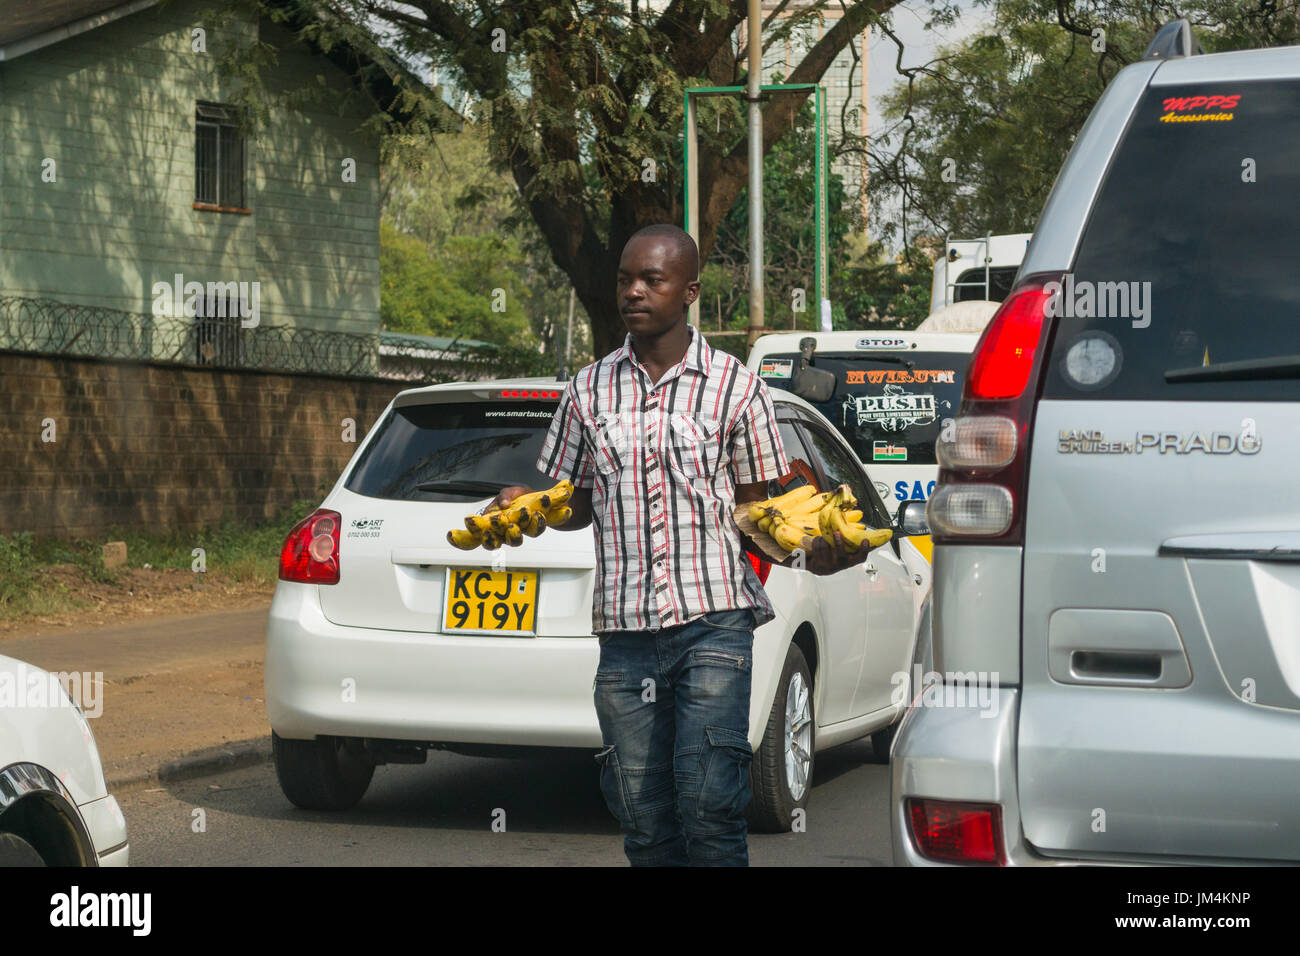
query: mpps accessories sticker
759 358 794 379
1159 93 1240 124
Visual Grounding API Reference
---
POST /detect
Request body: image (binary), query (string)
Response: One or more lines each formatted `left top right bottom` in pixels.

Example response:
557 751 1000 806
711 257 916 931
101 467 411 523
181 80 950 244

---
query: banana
771 521 811 553
545 505 572 527
785 491 834 517
824 505 893 553
480 529 501 551
521 510 548 537
833 483 858 510
843 509 863 524
765 484 818 512
546 480 574 506
465 512 496 535
506 489 554 515
504 523 523 546
447 528 481 550
748 502 770 523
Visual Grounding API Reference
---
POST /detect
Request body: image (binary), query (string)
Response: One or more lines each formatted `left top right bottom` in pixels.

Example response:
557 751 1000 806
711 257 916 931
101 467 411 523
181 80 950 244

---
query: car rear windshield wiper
859 356 916 369
1165 354 1300 383
414 480 509 496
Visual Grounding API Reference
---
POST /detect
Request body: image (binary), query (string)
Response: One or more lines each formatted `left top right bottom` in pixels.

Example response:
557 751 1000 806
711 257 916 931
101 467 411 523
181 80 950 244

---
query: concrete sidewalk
0 604 272 792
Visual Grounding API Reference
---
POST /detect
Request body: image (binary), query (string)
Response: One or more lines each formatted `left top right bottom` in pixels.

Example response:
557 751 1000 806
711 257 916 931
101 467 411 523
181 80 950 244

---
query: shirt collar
613 323 712 380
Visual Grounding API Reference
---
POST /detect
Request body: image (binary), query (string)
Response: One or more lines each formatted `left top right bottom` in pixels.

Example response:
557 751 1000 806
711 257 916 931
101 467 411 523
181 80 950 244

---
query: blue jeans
593 607 756 866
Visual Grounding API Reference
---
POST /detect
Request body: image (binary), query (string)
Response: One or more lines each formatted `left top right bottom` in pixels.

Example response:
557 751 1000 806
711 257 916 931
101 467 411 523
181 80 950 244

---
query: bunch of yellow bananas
748 483 892 555
446 480 575 551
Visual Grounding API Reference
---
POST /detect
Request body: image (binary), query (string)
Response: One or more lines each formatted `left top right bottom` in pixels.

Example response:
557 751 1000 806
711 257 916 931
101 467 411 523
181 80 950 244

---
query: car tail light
930 275 1060 545
279 509 341 584
907 798 1006 865
748 551 771 586
500 389 561 399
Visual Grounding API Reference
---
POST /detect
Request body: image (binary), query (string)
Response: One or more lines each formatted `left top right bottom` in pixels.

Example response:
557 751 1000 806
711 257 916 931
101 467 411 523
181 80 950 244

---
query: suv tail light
907 798 1006 865
929 275 1060 545
279 509 341 584
747 551 772 586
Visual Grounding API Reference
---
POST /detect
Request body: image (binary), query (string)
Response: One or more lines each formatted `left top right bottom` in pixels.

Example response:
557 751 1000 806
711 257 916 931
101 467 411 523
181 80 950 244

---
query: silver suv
891 22 1300 865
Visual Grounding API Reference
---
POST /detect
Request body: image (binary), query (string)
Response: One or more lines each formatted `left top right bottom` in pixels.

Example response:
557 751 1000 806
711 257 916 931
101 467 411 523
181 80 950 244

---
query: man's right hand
489 486 533 512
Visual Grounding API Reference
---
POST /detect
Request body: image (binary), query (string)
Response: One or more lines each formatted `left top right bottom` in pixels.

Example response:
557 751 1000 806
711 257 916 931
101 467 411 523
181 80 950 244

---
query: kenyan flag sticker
872 441 907 462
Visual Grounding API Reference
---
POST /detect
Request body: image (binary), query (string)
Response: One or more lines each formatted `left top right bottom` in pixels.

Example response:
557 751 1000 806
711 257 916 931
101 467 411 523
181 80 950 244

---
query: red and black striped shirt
538 324 788 633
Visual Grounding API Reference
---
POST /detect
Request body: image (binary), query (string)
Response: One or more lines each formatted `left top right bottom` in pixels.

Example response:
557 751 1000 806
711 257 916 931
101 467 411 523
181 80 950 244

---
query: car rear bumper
890 684 1069 866
265 582 604 748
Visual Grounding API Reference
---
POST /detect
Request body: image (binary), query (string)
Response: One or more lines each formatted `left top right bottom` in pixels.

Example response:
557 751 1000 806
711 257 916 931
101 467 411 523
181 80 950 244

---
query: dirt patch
0 565 274 639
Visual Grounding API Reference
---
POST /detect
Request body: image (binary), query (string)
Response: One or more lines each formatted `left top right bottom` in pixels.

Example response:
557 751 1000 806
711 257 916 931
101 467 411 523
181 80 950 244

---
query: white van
928 233 1032 310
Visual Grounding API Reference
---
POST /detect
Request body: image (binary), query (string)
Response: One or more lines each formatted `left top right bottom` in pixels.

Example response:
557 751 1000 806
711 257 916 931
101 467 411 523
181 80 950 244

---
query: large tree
251 0 901 356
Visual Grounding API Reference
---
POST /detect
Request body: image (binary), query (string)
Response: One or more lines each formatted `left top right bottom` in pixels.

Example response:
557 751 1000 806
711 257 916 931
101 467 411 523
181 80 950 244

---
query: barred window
194 285 248 367
195 102 246 208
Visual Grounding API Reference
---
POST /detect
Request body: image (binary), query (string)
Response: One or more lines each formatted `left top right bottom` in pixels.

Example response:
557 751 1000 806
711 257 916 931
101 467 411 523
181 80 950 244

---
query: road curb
107 737 271 793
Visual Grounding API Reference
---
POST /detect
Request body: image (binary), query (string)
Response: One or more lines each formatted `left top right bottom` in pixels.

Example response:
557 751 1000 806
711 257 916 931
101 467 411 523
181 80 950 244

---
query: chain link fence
0 296 555 383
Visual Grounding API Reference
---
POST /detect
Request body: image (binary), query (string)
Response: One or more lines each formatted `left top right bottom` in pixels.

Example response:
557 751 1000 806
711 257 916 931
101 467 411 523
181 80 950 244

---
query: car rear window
761 351 966 465
345 401 558 501
1043 79 1300 401
953 266 1019 303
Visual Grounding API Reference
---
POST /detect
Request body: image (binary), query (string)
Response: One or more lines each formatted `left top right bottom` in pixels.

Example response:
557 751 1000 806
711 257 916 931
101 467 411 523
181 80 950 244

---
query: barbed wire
0 297 554 384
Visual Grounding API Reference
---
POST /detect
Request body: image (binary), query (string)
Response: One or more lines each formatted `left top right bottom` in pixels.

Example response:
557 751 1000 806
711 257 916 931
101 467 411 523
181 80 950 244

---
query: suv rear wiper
414 480 509 496
1165 354 1300 383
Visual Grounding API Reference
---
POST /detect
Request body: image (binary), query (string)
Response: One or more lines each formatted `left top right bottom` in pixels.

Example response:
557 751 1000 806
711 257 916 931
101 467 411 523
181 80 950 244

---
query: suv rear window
346 401 557 501
762 351 965 465
1043 79 1300 401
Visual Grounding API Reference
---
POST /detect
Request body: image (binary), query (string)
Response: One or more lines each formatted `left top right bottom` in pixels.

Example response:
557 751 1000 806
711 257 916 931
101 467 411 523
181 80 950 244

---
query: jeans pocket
696 725 753 822
595 743 636 830
699 608 756 634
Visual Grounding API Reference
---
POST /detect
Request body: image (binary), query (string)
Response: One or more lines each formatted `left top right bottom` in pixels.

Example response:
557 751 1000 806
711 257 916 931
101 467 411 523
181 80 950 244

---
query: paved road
120 738 895 865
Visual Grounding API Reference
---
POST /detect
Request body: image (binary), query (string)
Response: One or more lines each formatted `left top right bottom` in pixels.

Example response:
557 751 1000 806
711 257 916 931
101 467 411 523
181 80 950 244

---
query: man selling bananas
488 224 869 867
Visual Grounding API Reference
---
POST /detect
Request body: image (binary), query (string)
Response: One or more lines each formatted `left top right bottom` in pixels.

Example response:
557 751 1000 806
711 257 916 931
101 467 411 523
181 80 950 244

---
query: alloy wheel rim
784 670 812 802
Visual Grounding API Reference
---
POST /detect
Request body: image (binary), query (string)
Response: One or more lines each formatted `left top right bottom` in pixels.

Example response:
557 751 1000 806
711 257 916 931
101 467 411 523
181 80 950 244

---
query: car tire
746 642 815 834
868 721 897 764
272 732 375 810
0 831 46 866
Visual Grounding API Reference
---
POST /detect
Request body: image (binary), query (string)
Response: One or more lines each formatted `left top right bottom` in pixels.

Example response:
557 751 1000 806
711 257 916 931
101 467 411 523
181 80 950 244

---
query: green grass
0 494 326 624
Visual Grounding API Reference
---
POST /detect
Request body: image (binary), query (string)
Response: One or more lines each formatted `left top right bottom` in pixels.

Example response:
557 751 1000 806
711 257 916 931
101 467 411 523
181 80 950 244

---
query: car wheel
747 642 815 833
272 732 375 810
0 831 46 866
868 720 897 764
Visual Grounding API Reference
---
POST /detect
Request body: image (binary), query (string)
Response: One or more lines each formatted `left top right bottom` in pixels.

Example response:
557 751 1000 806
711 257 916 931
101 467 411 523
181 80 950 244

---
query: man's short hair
626 224 699 280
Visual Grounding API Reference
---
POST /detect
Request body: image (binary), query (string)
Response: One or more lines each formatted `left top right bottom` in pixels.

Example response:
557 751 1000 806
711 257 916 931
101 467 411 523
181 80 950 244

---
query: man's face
617 236 700 337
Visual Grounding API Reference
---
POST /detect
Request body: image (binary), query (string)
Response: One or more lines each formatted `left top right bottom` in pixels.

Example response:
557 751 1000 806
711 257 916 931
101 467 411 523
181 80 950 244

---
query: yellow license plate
443 568 538 635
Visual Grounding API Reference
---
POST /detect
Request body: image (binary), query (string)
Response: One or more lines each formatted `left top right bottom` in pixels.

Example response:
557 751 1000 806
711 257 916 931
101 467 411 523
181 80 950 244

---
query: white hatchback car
266 377 926 830
0 655 129 865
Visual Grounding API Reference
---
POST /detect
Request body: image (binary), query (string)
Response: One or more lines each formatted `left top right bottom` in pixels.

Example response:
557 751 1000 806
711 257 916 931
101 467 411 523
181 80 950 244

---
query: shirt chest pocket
668 413 726 481
591 412 633 477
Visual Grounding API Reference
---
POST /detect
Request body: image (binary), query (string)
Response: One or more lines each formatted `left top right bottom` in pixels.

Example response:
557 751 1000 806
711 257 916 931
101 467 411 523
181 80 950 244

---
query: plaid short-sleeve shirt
537 324 788 633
